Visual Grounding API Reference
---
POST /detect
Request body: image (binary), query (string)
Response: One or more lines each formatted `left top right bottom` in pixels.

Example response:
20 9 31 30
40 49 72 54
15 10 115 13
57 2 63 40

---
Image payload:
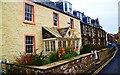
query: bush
61 52 78 60
34 50 47 66
16 50 47 66
16 48 79 66
81 44 92 54
16 54 35 65
47 51 59 64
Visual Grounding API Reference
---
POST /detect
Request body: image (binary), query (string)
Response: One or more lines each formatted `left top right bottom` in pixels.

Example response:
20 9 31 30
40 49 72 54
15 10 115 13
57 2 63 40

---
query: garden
15 44 107 66
15 47 79 66
1 44 109 75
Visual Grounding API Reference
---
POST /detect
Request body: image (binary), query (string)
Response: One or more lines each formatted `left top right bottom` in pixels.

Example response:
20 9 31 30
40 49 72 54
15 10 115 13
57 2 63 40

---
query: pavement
97 45 120 74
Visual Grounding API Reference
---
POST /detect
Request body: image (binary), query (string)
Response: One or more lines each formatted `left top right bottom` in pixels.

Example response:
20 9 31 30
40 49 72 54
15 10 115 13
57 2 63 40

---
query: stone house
73 11 106 46
0 0 81 62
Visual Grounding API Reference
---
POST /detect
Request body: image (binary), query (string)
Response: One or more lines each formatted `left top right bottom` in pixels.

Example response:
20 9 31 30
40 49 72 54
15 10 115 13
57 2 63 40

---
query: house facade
73 11 106 46
0 0 107 62
0 0 81 62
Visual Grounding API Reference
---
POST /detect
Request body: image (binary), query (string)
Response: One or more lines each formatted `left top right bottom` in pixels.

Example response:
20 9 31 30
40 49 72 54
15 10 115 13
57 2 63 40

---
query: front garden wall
6 48 109 74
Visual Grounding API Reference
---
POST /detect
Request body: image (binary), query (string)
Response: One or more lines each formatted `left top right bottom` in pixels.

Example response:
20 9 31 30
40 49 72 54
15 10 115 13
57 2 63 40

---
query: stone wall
97 48 110 62
5 48 110 74
6 54 93 74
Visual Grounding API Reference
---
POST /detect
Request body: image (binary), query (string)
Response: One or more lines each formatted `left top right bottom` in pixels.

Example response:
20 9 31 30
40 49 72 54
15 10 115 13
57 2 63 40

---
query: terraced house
0 0 107 62
73 11 106 47
0 0 81 62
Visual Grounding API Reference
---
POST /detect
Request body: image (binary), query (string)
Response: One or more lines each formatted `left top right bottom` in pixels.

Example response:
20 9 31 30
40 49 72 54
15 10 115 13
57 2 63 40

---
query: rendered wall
0 2 2 59
1 1 81 62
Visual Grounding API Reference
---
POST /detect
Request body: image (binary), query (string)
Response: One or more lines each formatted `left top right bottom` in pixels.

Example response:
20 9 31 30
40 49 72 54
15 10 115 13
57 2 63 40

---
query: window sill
23 21 35 25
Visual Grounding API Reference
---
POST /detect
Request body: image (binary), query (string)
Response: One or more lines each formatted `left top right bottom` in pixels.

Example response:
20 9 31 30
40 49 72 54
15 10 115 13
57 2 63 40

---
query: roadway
98 45 120 74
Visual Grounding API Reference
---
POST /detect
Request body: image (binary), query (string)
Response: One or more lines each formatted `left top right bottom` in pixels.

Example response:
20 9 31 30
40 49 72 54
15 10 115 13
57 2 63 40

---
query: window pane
29 7 32 13
26 36 30 40
31 40 33 44
26 40 31 44
53 41 55 51
25 4 28 12
45 41 48 51
30 14 32 18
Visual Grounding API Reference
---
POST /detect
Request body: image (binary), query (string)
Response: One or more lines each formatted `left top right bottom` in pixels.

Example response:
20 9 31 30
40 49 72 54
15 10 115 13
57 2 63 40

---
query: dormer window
87 17 90 24
69 3 72 13
76 12 80 18
80 13 83 21
64 1 72 13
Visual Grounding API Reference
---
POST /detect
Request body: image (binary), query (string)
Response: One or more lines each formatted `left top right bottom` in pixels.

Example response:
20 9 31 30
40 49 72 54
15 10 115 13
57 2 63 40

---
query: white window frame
25 36 34 54
25 3 34 22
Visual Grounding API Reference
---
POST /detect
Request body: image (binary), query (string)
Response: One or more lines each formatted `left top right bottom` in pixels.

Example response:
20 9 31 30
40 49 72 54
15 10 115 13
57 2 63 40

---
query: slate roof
29 0 79 19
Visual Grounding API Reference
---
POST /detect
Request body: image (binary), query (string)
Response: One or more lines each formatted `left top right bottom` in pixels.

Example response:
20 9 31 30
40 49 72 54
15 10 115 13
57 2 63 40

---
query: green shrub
34 50 47 66
81 44 92 54
47 51 59 63
61 52 78 60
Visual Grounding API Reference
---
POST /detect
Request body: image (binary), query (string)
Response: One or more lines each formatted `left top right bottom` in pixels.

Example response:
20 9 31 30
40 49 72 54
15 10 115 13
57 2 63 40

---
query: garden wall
5 48 110 74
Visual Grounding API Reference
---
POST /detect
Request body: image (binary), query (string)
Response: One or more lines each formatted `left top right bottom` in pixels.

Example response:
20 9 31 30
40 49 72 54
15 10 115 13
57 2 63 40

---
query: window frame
70 18 74 29
24 34 36 55
23 1 35 25
44 40 56 52
53 12 59 28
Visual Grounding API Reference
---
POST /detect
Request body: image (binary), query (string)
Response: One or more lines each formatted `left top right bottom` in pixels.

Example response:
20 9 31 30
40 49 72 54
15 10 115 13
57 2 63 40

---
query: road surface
98 45 120 74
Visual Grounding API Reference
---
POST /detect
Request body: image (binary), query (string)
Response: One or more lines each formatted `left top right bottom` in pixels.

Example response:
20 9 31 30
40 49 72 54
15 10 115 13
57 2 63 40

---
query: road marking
92 48 118 75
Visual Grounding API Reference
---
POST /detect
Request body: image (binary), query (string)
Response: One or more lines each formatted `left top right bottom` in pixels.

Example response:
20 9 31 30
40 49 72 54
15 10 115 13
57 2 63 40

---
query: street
98 45 120 74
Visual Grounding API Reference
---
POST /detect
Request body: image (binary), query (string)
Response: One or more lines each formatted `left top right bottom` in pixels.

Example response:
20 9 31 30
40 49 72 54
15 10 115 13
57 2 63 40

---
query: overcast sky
52 0 119 34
